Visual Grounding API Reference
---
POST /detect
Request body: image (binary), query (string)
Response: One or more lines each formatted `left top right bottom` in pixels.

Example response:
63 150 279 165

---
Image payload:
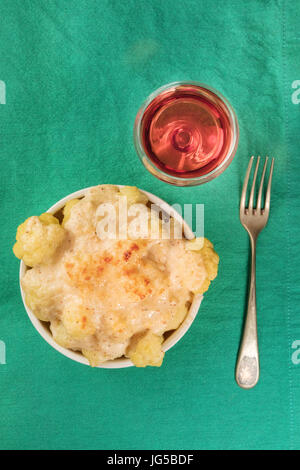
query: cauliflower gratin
13 185 219 367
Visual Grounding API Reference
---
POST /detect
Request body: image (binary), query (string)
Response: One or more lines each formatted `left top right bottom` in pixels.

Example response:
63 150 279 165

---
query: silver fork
236 156 274 389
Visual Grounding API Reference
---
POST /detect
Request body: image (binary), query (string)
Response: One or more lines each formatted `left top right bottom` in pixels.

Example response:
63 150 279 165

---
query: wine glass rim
133 81 239 186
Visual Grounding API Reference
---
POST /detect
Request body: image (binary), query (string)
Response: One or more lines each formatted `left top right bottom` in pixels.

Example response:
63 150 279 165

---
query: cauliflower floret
195 238 219 295
200 238 219 281
61 304 96 340
13 213 65 267
119 186 148 206
62 199 80 227
167 301 190 331
21 271 58 322
185 237 219 294
50 320 80 350
185 237 205 251
126 331 164 367
86 185 120 205
38 213 59 226
81 349 108 367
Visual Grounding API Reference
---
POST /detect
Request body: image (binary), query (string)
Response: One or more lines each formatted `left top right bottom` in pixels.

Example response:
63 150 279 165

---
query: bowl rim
19 185 203 369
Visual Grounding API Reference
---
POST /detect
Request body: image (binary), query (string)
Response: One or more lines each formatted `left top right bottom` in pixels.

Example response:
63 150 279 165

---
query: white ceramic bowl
19 186 203 368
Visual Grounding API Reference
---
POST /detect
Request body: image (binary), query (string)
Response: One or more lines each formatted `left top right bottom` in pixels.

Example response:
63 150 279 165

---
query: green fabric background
0 0 299 450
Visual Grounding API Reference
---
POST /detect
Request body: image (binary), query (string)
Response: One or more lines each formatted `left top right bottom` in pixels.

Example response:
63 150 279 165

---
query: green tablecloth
0 0 299 450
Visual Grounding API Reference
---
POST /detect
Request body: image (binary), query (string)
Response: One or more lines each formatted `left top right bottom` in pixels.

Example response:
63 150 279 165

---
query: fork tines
240 156 274 215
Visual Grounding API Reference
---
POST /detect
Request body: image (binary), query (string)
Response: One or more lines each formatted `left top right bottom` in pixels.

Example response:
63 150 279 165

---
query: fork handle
236 236 260 389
